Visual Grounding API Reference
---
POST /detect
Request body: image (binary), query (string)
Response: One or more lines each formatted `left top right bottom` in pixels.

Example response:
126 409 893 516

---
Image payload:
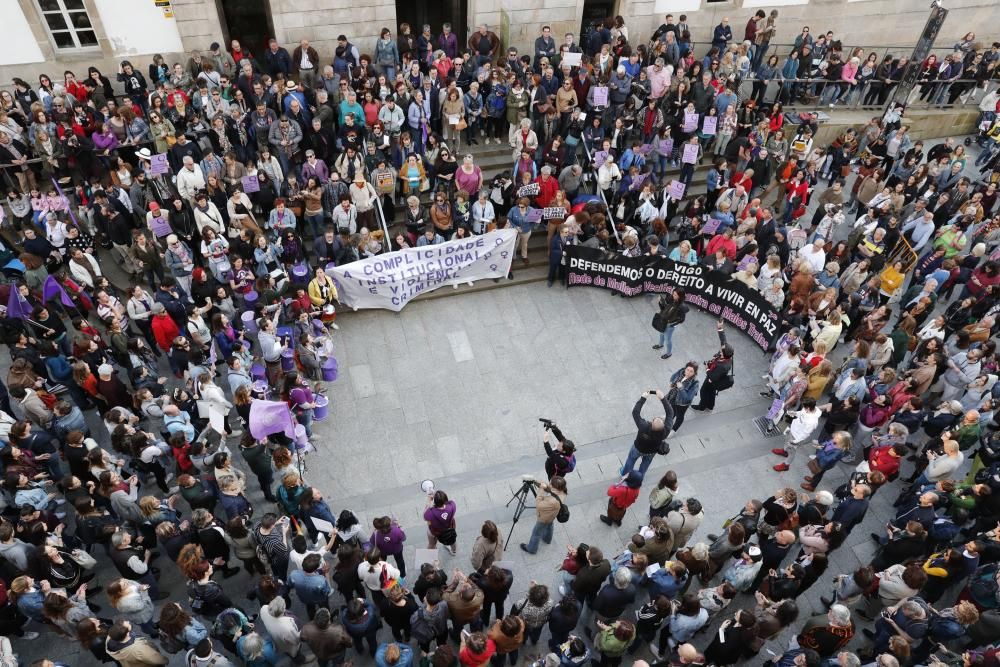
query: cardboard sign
241 175 260 193
667 181 686 200
702 116 718 136
562 52 582 68
543 207 567 219
525 208 543 223
683 112 699 132
738 254 757 271
637 143 654 155
658 138 674 156
629 172 648 190
517 183 540 198
149 153 170 175
593 150 610 166
701 217 721 236
682 143 699 164
592 86 609 106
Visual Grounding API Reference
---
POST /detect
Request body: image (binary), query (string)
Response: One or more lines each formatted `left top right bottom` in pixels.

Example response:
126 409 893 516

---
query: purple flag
42 275 75 308
248 399 297 440
5 286 31 319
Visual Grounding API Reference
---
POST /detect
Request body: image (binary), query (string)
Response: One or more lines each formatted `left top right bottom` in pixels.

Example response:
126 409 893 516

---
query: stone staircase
385 141 719 302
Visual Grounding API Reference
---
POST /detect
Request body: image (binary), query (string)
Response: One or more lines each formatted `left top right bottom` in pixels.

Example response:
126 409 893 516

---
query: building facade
1 0 997 86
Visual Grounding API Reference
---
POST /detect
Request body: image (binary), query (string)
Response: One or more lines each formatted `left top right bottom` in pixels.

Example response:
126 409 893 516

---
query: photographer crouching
519 476 568 555
541 420 577 479
620 390 673 479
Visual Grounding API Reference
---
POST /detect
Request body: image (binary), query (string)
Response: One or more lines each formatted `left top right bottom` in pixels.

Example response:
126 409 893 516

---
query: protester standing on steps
620 390 673 478
519 476 567 554
652 289 689 359
691 322 734 413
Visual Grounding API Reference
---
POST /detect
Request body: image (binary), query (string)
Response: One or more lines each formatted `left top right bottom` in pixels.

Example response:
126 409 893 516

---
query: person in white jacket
193 193 225 235
597 154 621 198
196 372 239 437
67 248 102 290
772 397 821 469
176 157 206 203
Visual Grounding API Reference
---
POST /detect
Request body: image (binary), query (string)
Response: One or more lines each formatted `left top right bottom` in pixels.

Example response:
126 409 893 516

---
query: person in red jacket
705 228 737 260
963 260 1000 300
602 471 644 527
150 302 180 352
867 442 905 480
458 631 496 667
533 166 559 208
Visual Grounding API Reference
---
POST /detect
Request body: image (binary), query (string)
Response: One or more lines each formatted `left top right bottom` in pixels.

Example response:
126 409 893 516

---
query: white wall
0 3 44 65
94 0 184 57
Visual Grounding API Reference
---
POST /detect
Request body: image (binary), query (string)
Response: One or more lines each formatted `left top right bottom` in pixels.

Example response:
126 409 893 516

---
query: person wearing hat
602 471 644 526
145 200 173 246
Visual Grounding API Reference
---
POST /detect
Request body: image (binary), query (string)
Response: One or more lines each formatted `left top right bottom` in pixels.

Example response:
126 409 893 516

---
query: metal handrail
581 135 622 244
730 74 994 113
360 137 394 252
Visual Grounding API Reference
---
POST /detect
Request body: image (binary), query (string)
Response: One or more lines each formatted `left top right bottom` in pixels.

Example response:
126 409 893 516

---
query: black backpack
556 496 570 523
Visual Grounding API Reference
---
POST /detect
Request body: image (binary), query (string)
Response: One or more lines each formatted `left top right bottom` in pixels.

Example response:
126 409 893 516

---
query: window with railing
34 0 99 50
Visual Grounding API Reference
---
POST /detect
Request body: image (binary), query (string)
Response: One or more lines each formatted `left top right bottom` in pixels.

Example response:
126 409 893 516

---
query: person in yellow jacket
307 267 340 329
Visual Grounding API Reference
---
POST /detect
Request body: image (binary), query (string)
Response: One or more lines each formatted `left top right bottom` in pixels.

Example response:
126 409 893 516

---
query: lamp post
883 1 949 118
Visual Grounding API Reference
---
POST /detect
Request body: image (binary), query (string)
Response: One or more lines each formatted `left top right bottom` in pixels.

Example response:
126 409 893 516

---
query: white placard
562 52 582 68
311 517 335 538
414 548 439 566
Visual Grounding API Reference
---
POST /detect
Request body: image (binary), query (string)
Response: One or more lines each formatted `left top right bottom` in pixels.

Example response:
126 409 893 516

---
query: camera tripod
503 479 537 550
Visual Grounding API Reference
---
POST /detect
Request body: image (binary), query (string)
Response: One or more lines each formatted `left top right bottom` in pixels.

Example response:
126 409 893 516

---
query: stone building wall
1 0 997 90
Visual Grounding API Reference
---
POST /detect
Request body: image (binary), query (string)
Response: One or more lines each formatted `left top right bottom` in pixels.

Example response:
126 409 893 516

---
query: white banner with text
329 229 518 311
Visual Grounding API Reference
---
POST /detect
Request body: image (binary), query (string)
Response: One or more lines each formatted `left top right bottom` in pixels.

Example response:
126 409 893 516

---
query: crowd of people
0 6 999 667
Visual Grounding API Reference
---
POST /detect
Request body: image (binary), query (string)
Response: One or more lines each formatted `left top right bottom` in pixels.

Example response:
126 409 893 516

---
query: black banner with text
565 246 780 350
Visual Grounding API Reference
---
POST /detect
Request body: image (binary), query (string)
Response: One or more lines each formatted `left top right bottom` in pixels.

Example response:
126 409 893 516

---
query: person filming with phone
619 389 673 479
541 419 576 479
691 321 735 413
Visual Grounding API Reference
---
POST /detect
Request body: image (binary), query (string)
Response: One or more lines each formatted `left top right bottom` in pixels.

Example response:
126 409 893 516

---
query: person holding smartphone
620 390 673 478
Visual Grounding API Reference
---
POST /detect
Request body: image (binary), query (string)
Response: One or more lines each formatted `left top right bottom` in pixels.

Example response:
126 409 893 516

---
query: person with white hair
258 595 304 662
796 604 855 657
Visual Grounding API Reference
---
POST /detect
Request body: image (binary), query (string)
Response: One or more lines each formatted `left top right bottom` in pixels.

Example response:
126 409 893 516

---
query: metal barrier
360 138 394 251
731 75 992 113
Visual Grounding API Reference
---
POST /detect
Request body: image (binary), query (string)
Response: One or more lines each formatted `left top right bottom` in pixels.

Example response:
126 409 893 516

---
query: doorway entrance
579 0 616 46
394 0 467 54
215 0 275 55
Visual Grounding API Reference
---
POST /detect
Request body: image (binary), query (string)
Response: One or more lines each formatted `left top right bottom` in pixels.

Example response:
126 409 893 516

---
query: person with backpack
691 322 735 413
519 476 568 555
542 423 576 479
620 389 674 478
